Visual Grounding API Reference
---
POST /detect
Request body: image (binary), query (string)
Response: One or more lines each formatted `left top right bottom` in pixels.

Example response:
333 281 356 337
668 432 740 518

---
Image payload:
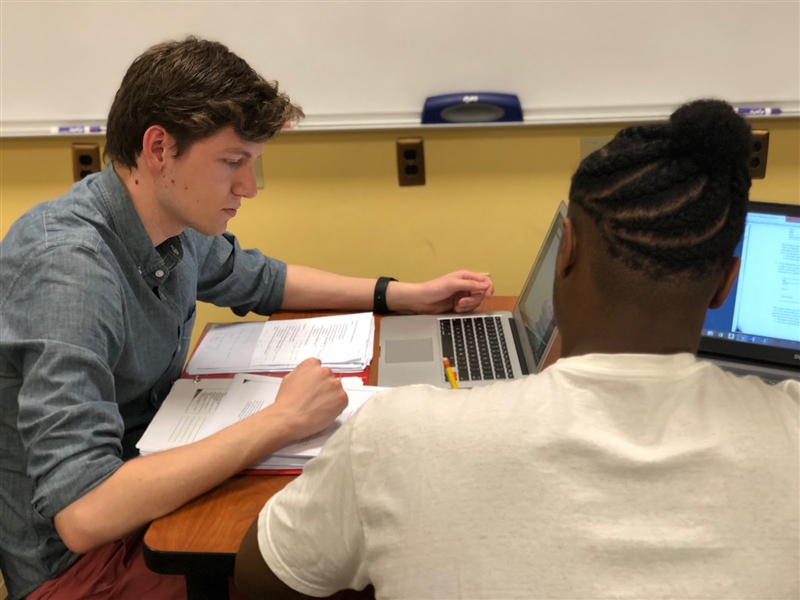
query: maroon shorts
27 528 243 600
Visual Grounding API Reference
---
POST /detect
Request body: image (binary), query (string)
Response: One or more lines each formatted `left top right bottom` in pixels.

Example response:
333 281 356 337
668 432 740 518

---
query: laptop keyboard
439 316 515 382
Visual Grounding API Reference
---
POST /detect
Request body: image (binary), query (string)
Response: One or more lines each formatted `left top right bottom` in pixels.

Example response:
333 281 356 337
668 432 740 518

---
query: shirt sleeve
194 231 287 316
257 415 369 597
6 244 126 520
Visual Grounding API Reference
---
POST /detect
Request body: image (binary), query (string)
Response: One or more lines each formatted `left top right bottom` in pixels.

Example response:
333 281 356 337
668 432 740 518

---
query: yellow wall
2 120 798 352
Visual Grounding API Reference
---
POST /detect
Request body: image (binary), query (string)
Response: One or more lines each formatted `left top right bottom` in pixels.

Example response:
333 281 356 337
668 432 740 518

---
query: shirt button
155 269 164 278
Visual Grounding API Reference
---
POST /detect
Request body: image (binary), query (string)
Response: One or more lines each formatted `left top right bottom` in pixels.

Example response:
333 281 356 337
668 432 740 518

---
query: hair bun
668 99 752 172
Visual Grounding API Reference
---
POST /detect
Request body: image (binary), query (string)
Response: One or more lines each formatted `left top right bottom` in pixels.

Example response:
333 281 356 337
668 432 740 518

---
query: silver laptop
697 201 800 385
378 202 567 388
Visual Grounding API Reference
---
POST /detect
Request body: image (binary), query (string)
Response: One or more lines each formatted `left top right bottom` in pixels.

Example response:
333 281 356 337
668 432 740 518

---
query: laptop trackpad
385 338 434 363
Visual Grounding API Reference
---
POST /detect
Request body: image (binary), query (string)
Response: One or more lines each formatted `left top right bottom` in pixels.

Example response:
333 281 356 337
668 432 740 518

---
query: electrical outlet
71 143 101 182
396 138 425 186
749 130 769 179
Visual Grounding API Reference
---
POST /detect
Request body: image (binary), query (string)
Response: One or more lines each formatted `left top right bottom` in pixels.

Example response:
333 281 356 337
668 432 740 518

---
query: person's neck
113 163 177 247
560 302 706 358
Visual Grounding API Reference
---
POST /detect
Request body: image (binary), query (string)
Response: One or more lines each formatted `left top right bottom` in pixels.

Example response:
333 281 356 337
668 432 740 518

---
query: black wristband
373 277 397 314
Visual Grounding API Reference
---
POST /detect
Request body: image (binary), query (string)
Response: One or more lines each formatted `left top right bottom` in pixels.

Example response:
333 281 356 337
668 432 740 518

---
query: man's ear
709 257 741 309
140 125 172 172
556 217 578 278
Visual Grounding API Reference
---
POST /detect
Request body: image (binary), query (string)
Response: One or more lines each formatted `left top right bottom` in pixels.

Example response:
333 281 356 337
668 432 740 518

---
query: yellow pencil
443 358 459 389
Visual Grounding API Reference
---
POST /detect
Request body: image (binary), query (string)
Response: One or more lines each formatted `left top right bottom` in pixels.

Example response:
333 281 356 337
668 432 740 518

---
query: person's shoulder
710 363 798 398
1 207 117 309
775 377 800 393
353 377 535 431
3 215 107 272
771 378 800 405
44 182 108 251
346 385 450 452
3 199 53 248
706 365 800 424
362 384 451 413
4 187 105 256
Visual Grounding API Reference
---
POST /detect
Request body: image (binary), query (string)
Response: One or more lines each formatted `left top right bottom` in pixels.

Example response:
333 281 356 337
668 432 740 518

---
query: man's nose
234 164 258 198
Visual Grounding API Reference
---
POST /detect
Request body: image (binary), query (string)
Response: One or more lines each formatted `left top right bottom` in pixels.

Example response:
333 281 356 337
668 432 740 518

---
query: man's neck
113 163 177 247
560 303 706 358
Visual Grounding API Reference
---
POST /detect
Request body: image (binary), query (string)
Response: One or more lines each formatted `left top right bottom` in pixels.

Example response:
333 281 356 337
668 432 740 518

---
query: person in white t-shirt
234 100 800 599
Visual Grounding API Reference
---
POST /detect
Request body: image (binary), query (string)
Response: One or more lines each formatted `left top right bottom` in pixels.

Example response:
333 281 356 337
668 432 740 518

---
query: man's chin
194 222 229 237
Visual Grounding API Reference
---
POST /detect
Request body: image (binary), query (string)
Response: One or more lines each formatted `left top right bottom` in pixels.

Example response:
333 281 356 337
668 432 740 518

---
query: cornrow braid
569 100 752 280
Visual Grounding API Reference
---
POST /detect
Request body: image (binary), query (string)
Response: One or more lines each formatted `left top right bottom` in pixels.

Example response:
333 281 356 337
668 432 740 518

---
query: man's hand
270 358 349 440
387 270 494 314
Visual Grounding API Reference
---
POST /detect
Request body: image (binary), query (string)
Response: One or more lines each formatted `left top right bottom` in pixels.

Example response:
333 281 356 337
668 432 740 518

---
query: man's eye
224 159 241 167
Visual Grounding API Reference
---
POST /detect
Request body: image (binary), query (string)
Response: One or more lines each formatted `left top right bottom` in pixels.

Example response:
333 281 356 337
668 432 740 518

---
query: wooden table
143 297 516 599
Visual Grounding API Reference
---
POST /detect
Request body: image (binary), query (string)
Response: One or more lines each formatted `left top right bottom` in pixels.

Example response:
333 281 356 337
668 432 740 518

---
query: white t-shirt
258 353 799 599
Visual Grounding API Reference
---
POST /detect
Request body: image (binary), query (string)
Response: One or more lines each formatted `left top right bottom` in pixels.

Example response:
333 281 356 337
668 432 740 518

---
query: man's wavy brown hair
104 37 303 168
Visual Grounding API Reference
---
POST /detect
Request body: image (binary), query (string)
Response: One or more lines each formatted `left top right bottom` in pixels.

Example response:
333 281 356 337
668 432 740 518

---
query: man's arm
234 409 370 598
195 233 492 316
55 359 347 554
236 520 307 600
282 265 494 314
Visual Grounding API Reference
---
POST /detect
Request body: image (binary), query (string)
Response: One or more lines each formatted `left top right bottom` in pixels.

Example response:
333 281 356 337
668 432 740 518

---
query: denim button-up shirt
0 164 286 599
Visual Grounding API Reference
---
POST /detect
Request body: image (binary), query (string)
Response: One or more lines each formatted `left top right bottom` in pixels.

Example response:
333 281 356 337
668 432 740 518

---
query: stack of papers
185 313 374 375
137 374 385 472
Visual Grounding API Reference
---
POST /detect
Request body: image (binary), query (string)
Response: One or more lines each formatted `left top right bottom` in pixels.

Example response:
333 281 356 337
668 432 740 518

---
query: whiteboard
2 1 798 136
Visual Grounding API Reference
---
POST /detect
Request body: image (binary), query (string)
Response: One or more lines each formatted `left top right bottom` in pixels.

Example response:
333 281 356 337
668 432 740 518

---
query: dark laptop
698 201 800 384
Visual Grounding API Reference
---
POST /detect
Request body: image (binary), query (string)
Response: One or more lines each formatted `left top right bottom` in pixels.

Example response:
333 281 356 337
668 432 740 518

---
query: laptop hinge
508 318 529 376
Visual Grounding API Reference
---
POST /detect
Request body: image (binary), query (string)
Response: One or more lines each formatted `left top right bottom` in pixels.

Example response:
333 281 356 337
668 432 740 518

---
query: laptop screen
512 203 566 372
699 201 800 370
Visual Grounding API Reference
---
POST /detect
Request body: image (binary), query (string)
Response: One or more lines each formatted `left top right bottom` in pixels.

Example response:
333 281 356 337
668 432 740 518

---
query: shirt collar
553 352 703 378
95 163 183 286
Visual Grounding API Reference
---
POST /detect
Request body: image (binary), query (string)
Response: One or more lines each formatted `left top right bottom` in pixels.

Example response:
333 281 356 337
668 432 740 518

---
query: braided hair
569 100 752 281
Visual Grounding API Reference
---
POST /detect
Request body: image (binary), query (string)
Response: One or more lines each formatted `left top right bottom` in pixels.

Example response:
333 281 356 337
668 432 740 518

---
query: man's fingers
455 293 485 312
447 278 490 295
298 357 322 367
453 270 491 282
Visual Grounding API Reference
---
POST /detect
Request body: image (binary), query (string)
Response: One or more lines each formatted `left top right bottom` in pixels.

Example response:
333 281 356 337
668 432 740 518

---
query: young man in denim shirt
0 37 493 600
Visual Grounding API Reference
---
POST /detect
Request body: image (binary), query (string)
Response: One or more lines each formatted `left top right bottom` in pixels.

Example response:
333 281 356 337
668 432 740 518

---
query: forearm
280 265 373 311
282 265 423 313
55 406 296 554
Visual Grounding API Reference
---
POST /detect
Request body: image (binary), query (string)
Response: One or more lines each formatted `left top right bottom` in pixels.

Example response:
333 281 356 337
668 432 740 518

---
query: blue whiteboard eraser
422 93 523 124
